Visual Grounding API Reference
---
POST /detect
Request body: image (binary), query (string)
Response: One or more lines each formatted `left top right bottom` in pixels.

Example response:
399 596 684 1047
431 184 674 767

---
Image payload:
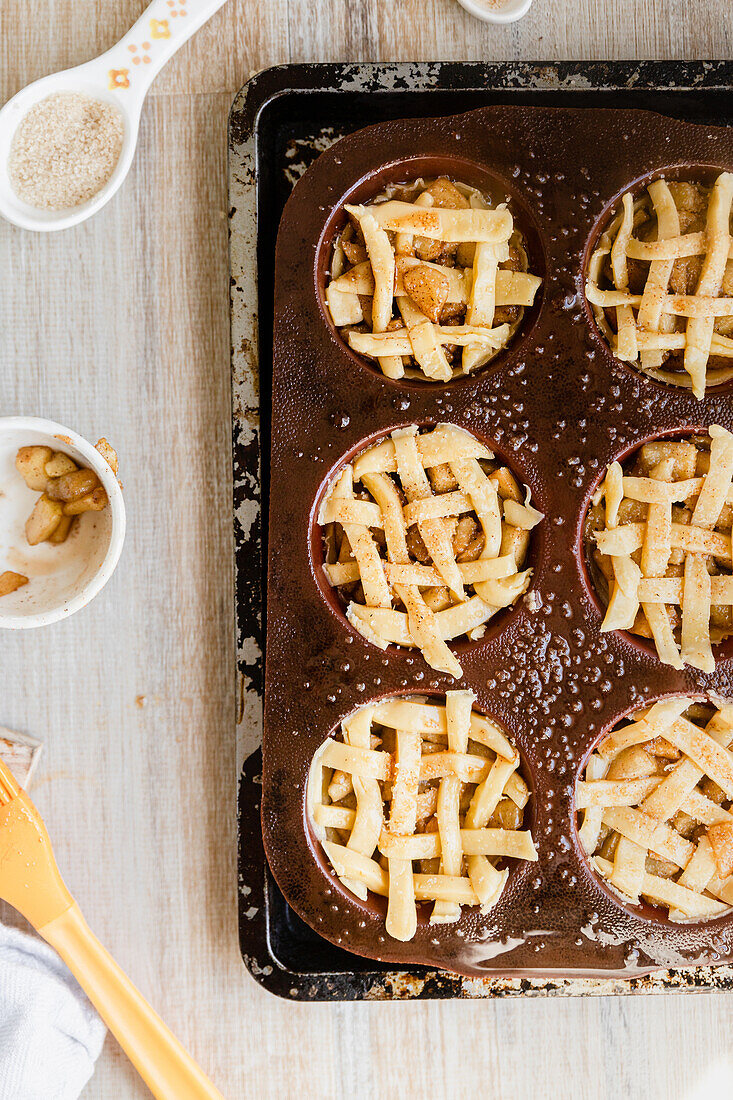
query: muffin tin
254 85 733 980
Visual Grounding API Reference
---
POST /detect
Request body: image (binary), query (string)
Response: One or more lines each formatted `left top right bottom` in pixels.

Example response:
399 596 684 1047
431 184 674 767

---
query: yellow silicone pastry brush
0 758 225 1100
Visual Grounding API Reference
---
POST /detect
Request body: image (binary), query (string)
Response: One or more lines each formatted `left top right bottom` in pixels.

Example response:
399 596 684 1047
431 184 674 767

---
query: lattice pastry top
577 698 733 921
588 425 733 672
586 172 733 398
308 690 537 942
325 176 542 382
318 423 543 678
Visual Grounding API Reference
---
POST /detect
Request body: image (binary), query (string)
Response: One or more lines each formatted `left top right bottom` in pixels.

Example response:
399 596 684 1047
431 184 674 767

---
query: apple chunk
15 446 53 491
25 494 64 545
0 571 29 597
48 514 75 544
63 488 108 516
46 468 100 503
45 452 78 478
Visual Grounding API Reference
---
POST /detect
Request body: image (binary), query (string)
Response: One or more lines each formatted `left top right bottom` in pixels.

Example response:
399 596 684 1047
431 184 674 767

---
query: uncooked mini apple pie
309 689 537 942
578 697 733 921
325 176 542 381
587 425 733 673
318 423 543 678
586 172 733 397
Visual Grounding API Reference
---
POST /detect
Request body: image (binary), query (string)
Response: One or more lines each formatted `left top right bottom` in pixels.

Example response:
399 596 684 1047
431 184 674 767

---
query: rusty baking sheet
230 60 733 1000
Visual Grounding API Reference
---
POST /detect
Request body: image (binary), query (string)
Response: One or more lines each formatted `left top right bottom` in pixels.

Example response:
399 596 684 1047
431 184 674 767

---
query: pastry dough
586 173 733 398
308 690 537 942
319 424 543 678
588 425 733 672
326 177 542 381
577 699 733 921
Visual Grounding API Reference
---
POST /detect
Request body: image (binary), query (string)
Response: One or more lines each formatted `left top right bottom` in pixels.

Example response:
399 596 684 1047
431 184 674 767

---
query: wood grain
2 2 733 1098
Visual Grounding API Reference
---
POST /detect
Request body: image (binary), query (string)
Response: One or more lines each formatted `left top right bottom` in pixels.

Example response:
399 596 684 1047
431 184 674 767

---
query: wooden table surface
2 3 733 1097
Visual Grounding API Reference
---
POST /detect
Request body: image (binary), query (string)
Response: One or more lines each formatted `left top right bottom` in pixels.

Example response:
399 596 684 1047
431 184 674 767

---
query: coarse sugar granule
8 91 124 211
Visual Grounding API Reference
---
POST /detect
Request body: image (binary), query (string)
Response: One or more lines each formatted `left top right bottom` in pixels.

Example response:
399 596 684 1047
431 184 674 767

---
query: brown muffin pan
262 104 733 979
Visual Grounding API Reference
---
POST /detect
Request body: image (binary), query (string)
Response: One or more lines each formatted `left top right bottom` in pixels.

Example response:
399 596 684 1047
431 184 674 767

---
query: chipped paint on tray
284 130 341 185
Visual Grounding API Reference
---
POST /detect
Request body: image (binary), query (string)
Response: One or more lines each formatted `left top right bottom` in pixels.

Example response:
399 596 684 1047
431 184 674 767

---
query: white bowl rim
0 415 126 629
454 0 533 23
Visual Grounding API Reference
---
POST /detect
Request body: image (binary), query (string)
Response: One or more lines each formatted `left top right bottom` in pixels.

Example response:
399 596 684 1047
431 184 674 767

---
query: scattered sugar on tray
8 92 123 211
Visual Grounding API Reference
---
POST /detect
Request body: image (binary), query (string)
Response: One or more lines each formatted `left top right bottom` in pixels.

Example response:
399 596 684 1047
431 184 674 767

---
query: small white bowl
0 417 125 628
455 0 532 23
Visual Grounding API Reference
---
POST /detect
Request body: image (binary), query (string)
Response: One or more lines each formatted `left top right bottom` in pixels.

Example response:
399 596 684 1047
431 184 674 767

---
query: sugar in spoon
0 0 229 232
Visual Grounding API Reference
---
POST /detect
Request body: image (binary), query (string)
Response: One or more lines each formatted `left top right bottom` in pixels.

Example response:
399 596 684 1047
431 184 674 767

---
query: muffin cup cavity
304 690 538 938
316 154 546 387
582 164 733 395
572 692 733 928
578 424 733 667
310 420 547 672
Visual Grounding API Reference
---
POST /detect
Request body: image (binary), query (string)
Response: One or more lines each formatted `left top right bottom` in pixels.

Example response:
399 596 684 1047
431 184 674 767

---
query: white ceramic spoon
0 0 229 232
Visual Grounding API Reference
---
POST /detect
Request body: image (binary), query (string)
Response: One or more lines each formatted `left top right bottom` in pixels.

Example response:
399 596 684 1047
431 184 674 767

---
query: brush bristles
0 760 20 805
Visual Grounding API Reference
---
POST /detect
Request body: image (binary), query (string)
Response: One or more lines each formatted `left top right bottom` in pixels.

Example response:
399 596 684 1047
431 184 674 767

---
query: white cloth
0 924 105 1100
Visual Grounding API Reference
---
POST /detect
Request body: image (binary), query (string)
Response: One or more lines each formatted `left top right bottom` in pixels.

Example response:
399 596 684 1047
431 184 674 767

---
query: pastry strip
683 172 733 396
345 201 513 243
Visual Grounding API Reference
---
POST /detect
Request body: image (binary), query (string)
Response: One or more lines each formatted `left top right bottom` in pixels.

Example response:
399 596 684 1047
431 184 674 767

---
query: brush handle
39 903 224 1100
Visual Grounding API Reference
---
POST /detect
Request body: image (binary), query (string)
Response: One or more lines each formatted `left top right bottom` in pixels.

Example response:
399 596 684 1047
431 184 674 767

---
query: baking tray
230 60 733 1000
